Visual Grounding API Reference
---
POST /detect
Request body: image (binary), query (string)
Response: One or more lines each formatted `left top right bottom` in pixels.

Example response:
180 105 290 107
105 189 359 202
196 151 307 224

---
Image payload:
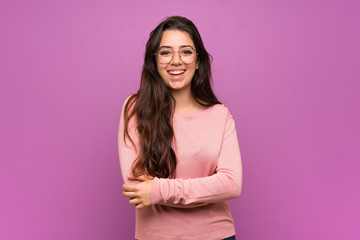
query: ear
196 61 199 70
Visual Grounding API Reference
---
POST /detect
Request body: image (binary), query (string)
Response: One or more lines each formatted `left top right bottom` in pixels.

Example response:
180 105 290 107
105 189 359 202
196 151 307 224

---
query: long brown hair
124 16 221 178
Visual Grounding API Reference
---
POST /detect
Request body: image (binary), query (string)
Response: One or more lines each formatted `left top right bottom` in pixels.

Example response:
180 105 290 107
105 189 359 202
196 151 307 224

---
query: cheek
187 63 198 76
157 62 167 71
157 64 168 82
156 63 161 72
156 64 164 73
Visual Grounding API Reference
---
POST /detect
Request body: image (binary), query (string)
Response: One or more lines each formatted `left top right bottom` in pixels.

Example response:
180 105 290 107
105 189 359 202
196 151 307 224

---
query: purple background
1 0 359 239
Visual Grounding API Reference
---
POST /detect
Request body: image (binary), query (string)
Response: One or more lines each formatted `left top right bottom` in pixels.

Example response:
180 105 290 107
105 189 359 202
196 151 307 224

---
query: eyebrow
159 45 194 49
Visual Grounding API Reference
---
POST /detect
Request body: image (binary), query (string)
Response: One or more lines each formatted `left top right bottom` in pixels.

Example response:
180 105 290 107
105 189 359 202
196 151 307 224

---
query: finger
123 191 137 198
129 198 142 206
135 203 145 209
122 184 137 192
128 174 153 181
128 175 146 181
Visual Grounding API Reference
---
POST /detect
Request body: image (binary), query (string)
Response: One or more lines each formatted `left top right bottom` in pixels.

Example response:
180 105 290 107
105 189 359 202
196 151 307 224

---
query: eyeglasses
154 47 198 64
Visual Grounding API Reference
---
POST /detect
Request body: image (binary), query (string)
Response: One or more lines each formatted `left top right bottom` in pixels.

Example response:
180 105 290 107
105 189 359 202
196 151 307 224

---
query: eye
181 48 194 55
159 50 172 56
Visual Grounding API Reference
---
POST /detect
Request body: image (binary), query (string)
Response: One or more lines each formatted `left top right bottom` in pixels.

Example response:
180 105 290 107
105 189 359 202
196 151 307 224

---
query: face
156 30 199 93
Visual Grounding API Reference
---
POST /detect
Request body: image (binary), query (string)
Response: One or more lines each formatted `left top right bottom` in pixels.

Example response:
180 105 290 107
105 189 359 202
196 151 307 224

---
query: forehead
159 30 195 48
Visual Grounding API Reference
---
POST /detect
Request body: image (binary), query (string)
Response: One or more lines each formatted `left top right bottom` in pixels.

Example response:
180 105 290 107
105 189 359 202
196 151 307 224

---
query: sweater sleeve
150 111 243 205
118 96 141 185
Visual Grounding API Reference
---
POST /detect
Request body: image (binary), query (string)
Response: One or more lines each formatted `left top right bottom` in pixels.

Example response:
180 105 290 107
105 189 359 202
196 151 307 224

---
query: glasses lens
158 49 172 64
180 48 196 64
157 47 197 64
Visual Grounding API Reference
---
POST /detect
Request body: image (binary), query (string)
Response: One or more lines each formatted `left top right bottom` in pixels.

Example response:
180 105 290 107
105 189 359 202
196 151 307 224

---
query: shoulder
208 103 230 113
120 94 138 118
204 103 232 119
120 94 138 128
121 94 137 110
197 103 234 129
208 104 238 139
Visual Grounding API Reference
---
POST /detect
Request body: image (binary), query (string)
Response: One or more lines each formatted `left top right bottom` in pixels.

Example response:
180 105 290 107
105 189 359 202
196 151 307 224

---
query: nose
170 50 182 65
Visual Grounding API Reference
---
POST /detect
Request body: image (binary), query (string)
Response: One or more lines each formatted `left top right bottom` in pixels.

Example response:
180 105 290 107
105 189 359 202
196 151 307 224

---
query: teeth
169 70 185 75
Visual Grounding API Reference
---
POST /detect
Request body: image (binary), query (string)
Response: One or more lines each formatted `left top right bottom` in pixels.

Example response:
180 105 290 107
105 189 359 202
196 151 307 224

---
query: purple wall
1 0 359 239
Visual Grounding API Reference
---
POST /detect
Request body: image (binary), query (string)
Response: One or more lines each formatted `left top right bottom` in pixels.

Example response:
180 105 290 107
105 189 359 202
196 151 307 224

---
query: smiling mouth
168 70 186 75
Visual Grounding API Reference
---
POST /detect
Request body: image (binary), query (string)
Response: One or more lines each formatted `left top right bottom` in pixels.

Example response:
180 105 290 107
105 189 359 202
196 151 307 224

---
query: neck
171 87 200 113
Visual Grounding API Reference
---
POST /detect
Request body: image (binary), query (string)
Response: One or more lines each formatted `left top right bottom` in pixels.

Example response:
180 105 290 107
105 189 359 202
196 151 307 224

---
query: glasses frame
154 46 199 64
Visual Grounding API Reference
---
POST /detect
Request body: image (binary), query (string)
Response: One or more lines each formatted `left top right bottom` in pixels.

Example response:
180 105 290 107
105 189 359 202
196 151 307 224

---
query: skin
158 30 201 113
122 175 153 209
122 30 200 209
157 30 198 94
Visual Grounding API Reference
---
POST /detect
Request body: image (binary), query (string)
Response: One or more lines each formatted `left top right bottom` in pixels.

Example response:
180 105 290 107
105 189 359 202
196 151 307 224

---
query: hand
122 175 153 209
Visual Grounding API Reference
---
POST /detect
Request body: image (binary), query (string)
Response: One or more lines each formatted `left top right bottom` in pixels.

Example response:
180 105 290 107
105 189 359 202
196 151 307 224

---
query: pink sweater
118 98 242 240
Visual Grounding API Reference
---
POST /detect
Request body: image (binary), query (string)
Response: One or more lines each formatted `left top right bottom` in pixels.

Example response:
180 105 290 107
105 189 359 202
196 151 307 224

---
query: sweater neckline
174 106 207 118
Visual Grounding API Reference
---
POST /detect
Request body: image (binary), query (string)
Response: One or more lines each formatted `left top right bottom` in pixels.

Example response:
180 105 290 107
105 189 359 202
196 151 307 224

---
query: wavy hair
124 16 221 178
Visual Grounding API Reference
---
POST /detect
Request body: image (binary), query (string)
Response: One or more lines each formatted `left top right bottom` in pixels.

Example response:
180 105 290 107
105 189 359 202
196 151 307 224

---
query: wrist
150 177 163 204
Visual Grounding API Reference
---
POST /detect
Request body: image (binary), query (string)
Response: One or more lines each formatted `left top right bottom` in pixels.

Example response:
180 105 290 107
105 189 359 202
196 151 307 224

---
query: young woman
118 16 242 240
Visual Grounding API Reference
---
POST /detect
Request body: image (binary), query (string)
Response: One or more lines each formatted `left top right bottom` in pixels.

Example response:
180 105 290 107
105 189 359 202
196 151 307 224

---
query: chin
169 83 184 89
